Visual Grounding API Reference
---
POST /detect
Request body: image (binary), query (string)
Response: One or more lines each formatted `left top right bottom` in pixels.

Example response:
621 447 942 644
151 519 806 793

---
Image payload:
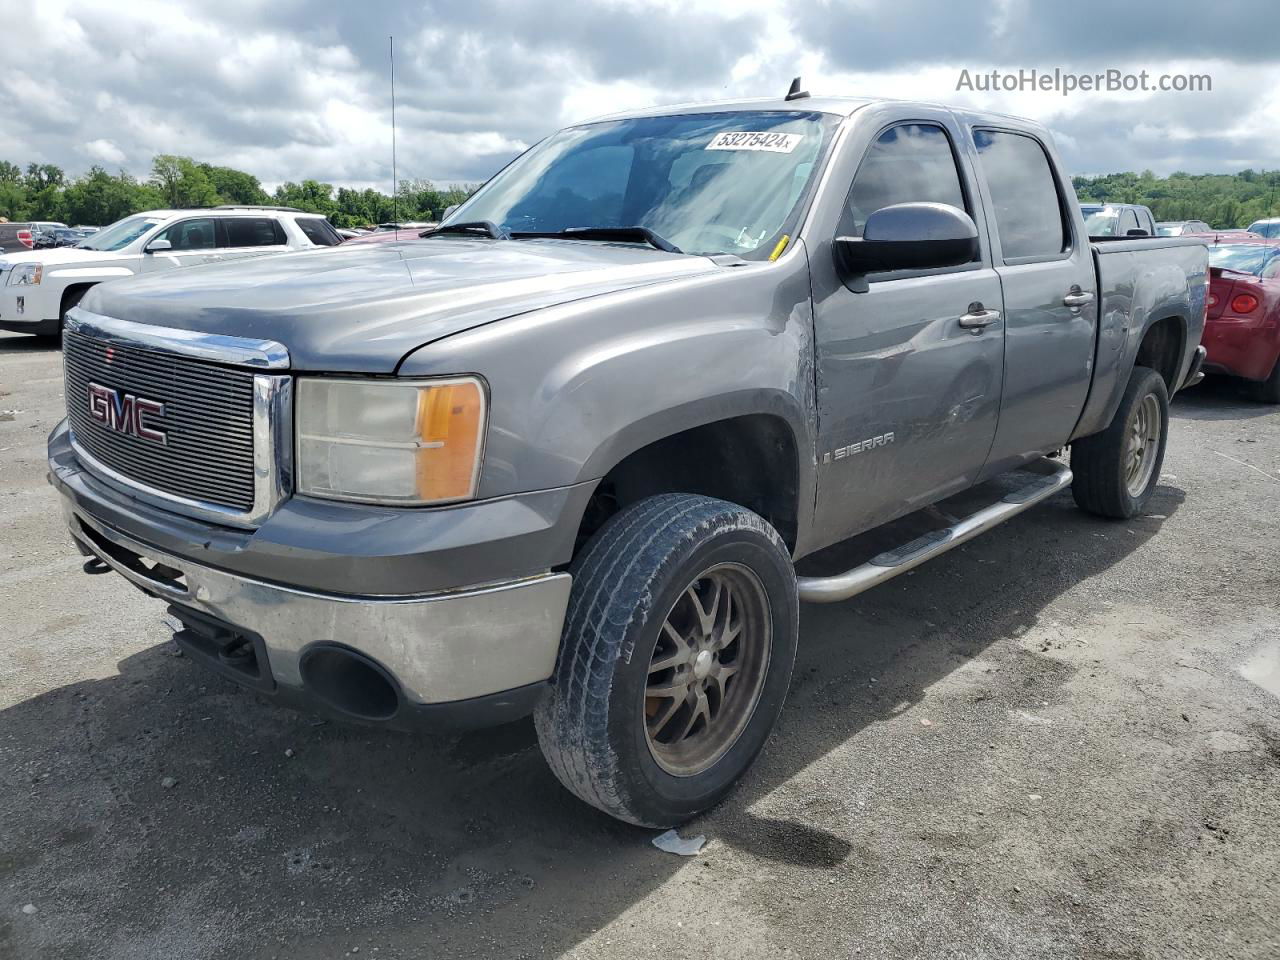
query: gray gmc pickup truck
48 94 1207 826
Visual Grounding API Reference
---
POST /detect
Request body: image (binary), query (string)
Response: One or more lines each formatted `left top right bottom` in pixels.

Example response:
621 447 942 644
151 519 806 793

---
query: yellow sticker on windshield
707 131 803 153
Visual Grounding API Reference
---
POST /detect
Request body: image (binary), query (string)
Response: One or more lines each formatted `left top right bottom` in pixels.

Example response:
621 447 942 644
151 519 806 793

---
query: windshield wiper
510 226 683 254
420 220 510 240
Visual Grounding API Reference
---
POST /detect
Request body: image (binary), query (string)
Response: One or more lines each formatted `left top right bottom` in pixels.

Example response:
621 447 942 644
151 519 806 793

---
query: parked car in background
0 206 344 336
34 227 94 249
340 225 438 245
51 94 1207 826
0 223 34 253
375 221 434 231
1080 203 1157 238
0 221 68 253
1157 220 1211 236
1245 218 1280 238
1190 233 1280 402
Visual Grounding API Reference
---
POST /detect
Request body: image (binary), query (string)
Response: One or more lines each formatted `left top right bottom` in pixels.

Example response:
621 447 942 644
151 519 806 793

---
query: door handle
1063 289 1095 309
958 307 1001 329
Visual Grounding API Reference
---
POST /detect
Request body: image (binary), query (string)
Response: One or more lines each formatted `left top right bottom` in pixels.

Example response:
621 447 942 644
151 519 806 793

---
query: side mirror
146 238 172 252
442 204 460 220
834 202 979 277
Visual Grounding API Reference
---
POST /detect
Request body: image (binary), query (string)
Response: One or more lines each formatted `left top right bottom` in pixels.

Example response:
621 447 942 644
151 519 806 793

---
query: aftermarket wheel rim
1124 392 1162 497
643 563 771 778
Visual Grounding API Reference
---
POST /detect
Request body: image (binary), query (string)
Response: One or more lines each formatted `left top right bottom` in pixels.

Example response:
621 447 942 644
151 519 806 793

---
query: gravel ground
2 329 1278 960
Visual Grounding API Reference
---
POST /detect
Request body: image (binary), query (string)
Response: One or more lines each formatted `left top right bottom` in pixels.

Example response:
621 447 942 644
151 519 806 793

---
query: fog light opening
299 645 401 722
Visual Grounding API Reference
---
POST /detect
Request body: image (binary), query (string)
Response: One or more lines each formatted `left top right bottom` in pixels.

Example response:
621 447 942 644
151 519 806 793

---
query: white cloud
0 0 1276 188
83 139 127 166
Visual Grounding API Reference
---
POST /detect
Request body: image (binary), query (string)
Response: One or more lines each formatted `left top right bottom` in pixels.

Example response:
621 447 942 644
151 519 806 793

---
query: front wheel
1071 365 1169 519
534 494 798 826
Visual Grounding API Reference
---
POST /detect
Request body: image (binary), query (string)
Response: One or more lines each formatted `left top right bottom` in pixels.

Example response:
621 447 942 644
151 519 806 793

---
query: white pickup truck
0 206 343 337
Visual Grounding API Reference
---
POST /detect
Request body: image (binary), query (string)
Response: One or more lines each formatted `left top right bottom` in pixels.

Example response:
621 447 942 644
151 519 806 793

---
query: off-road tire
534 493 798 827
1071 365 1169 519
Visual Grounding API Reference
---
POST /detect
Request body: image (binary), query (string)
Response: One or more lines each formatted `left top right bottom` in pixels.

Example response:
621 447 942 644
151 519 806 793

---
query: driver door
141 217 221 273
810 119 1006 545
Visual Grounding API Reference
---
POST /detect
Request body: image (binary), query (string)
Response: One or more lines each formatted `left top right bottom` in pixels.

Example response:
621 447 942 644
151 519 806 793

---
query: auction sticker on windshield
706 131 803 153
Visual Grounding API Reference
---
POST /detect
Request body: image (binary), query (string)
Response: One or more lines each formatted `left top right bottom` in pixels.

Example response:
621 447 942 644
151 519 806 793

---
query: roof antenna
785 76 810 101
390 35 398 234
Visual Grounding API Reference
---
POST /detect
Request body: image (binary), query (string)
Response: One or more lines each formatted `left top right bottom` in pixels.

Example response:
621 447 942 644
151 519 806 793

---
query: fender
399 247 821 548
1071 242 1205 440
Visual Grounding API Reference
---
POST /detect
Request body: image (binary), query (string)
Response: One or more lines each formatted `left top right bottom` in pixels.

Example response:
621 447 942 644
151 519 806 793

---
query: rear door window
295 217 343 246
222 217 286 248
973 130 1070 261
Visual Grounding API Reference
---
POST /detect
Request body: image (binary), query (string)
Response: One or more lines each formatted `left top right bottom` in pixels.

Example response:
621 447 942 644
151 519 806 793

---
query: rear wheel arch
1134 313 1188 393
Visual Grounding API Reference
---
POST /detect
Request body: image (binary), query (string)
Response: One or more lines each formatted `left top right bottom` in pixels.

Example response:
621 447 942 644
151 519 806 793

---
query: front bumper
50 422 580 730
0 283 60 334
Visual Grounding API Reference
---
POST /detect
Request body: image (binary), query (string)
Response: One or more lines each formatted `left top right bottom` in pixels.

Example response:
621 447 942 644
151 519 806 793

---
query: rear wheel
1071 365 1169 519
1249 359 1280 404
534 494 798 827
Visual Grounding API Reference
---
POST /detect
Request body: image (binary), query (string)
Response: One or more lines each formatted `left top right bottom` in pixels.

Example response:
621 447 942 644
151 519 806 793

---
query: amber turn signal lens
415 380 486 502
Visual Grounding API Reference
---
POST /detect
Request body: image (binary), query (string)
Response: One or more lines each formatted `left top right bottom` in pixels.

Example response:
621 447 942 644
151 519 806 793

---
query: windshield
1247 221 1280 238
1156 224 1180 236
76 215 163 251
1083 212 1120 237
1208 243 1280 277
445 111 839 258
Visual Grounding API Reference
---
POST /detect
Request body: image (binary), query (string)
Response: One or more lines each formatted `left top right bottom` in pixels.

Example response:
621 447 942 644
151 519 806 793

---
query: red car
1190 234 1280 402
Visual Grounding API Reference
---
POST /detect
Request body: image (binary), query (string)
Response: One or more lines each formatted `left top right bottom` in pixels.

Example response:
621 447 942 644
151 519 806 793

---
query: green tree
201 164 268 205
60 167 163 226
151 155 219 208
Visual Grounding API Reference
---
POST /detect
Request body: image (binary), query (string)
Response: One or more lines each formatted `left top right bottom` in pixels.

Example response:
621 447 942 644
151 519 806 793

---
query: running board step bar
797 459 1073 604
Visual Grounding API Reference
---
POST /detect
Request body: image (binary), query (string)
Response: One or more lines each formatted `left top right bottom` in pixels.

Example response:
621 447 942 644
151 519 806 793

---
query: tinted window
295 217 343 246
973 130 1068 260
839 123 968 238
156 218 216 251
223 217 285 247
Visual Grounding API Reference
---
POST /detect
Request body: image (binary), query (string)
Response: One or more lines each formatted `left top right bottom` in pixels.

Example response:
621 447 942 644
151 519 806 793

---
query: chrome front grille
62 309 292 527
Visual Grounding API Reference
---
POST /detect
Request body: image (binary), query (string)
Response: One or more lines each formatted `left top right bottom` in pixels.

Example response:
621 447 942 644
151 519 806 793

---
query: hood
82 237 721 372
0 246 133 266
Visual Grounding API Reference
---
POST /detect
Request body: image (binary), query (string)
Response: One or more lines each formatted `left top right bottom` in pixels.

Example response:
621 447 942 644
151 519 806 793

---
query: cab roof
581 94 1050 135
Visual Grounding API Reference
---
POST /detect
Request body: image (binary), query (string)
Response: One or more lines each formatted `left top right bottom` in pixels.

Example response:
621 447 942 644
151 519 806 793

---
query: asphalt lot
2 329 1278 960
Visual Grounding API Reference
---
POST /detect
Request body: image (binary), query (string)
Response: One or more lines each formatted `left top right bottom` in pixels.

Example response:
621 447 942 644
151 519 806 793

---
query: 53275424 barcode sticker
706 131 803 153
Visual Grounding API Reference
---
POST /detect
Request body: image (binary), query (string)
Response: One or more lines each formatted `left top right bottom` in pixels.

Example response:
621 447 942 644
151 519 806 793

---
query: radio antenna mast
390 35 398 230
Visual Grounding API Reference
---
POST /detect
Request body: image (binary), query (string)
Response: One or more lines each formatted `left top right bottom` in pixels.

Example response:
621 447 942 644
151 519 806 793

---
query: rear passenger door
811 116 1006 544
968 128 1097 477
215 216 290 262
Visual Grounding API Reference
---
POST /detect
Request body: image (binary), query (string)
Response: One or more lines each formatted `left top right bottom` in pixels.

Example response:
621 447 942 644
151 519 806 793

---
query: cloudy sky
3 0 1277 191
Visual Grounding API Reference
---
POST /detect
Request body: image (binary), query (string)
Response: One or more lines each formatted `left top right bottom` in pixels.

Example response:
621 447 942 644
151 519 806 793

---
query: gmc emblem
87 382 167 445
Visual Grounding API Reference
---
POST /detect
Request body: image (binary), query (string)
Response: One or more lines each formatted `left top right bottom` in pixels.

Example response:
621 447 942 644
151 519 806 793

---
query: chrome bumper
63 499 572 705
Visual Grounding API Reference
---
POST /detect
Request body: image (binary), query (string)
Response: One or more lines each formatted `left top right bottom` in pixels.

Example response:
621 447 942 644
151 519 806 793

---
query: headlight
7 263 42 285
296 377 486 505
